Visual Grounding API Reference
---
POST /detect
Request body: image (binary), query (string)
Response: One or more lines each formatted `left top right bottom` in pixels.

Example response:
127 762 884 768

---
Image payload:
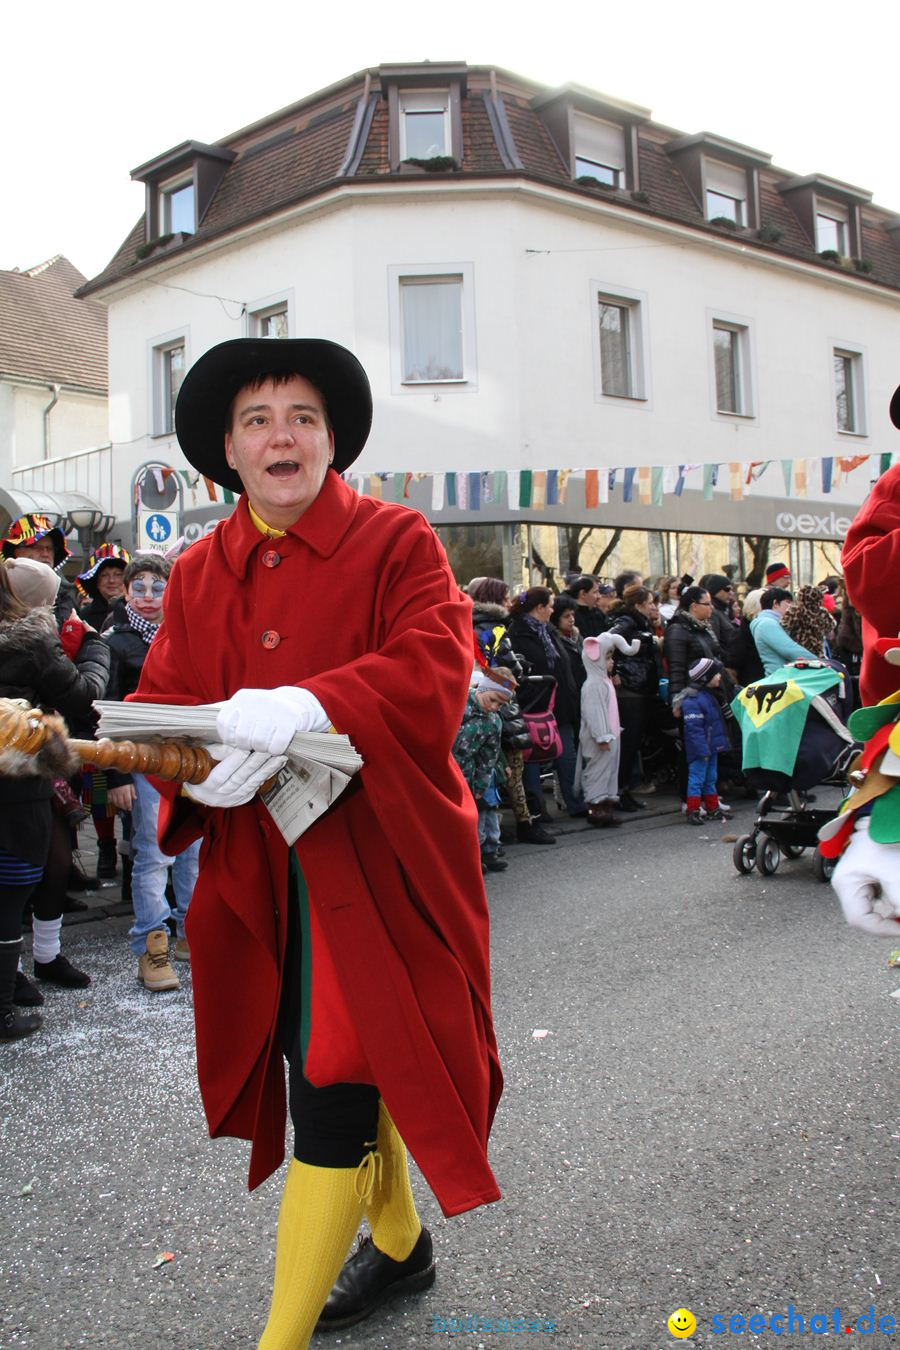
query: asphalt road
1 792 897 1350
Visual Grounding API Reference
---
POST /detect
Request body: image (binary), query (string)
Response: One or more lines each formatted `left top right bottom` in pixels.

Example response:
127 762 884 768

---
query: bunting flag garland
546 469 559 506
431 474 445 511
596 467 610 504
468 472 482 510
445 472 457 507
532 470 547 509
622 467 636 503
838 455 870 474
703 463 718 501
728 463 743 501
507 470 520 510
584 469 599 509
781 460 793 496
493 470 507 504
481 472 493 506
673 465 686 497
608 468 617 496
637 465 652 505
519 470 533 509
881 453 893 476
457 473 469 510
368 474 383 500
556 469 570 504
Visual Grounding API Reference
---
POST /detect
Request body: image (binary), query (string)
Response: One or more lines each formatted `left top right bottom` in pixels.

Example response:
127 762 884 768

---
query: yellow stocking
258 1154 378 1349
366 1100 422 1262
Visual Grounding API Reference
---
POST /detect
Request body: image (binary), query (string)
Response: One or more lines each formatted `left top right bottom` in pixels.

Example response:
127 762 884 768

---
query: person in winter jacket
674 658 732 823
104 555 200 993
608 585 661 809
467 579 551 844
750 588 816 676
730 589 765 687
576 632 640 827
698 574 739 671
564 575 609 637
0 558 110 1037
77 544 131 630
662 587 723 705
452 671 513 873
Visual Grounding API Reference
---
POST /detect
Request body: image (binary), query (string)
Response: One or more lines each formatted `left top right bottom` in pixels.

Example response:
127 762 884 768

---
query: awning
0 486 111 539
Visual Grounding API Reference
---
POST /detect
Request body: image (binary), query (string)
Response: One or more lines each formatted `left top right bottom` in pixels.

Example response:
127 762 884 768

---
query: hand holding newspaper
94 700 363 846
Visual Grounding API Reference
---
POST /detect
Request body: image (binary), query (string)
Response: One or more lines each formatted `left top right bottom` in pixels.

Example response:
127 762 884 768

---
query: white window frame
831 343 867 437
149 328 189 437
704 159 747 226
245 289 295 339
573 113 626 188
399 90 451 160
159 175 196 236
590 283 650 405
708 312 755 419
816 201 848 254
387 263 477 394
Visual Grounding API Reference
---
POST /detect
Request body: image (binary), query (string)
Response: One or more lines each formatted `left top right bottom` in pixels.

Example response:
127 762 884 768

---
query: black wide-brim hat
175 338 373 493
891 383 900 430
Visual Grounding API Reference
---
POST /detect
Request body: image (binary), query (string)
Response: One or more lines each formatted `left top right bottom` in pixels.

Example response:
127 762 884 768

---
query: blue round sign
145 513 172 543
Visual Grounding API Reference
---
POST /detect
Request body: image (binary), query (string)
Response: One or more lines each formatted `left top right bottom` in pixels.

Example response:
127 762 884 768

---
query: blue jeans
477 807 501 855
686 754 718 801
129 773 201 955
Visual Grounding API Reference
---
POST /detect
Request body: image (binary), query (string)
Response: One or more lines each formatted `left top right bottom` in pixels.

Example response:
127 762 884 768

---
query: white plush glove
215 686 330 755
183 744 287 808
832 819 900 938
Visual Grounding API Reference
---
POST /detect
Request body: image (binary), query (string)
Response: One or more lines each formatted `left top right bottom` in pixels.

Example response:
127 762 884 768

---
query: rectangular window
573 113 625 187
152 339 185 435
705 160 746 225
712 322 752 415
161 180 195 235
252 304 289 339
399 91 450 160
400 276 464 382
816 205 848 253
833 348 865 434
598 301 633 396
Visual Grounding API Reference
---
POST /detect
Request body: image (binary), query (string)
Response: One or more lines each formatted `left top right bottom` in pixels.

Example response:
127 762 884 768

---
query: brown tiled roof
0 256 107 392
79 65 900 298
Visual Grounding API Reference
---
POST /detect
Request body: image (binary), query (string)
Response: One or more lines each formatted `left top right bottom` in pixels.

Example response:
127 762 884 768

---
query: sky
4 0 899 282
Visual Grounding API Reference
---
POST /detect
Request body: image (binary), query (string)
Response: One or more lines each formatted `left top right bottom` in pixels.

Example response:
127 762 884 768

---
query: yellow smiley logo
668 1307 697 1338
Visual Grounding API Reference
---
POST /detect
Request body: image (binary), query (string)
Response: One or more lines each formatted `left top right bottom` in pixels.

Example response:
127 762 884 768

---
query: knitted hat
471 670 513 699
700 573 732 596
688 657 723 687
766 562 791 585
2 513 70 568
5 557 61 608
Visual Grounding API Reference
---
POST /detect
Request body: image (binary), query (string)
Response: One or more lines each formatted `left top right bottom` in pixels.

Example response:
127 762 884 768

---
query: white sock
32 917 62 964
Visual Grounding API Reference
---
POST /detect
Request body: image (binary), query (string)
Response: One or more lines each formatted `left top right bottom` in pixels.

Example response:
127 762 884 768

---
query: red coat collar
220 470 359 579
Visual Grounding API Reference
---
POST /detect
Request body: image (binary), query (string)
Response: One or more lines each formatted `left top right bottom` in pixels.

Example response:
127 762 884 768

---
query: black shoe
96 840 118 879
617 792 643 813
0 1007 42 1039
317 1228 436 1331
481 853 508 872
13 971 44 1007
516 820 557 845
34 955 91 988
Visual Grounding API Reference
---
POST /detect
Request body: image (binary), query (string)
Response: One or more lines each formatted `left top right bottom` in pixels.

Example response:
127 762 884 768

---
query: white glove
183 744 287 808
215 686 331 755
832 819 900 938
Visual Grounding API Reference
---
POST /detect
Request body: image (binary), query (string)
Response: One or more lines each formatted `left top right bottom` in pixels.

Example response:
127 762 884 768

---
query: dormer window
816 203 848 254
399 90 450 160
705 159 746 225
161 179 195 235
573 113 625 187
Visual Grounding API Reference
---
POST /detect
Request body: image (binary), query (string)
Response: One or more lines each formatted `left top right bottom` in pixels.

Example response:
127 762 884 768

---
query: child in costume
453 670 513 872
675 658 732 824
576 632 639 827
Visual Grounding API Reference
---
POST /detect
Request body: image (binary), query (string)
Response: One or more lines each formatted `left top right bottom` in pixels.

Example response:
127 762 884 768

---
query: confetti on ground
532 1029 551 1040
152 1252 174 1268
888 950 900 968
19 1180 35 1197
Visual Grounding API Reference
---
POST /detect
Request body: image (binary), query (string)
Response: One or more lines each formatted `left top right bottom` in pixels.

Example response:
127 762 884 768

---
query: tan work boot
138 929 179 991
172 937 190 962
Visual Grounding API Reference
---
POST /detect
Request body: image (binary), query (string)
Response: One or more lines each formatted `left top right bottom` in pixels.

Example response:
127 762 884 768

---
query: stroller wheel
757 835 781 876
812 847 837 883
782 843 805 859
733 834 757 874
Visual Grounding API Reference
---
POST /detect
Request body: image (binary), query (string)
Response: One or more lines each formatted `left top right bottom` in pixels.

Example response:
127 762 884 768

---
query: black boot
516 819 557 845
97 839 118 879
34 954 91 988
0 939 42 1039
14 970 44 1007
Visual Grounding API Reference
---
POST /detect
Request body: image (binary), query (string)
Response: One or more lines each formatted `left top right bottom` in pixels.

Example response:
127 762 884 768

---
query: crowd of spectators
453 560 856 867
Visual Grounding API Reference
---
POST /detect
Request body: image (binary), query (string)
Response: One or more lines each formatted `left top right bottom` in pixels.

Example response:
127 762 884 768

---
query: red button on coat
261 550 281 569
261 630 281 649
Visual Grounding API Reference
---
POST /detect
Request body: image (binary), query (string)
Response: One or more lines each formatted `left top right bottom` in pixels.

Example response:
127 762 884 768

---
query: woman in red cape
134 338 502 1348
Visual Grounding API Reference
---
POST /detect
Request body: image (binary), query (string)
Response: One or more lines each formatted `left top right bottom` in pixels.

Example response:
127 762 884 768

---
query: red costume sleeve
843 464 900 704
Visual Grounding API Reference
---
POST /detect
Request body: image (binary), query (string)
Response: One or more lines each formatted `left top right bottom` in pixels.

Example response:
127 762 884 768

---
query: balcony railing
11 444 114 510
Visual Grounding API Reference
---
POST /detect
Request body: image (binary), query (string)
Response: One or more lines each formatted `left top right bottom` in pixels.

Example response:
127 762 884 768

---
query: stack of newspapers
93 701 363 845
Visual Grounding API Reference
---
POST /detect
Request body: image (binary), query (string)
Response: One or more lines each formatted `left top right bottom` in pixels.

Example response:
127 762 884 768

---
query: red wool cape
133 473 502 1217
843 463 900 706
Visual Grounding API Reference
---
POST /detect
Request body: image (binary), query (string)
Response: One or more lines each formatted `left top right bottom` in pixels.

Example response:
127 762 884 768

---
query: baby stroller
731 662 857 881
